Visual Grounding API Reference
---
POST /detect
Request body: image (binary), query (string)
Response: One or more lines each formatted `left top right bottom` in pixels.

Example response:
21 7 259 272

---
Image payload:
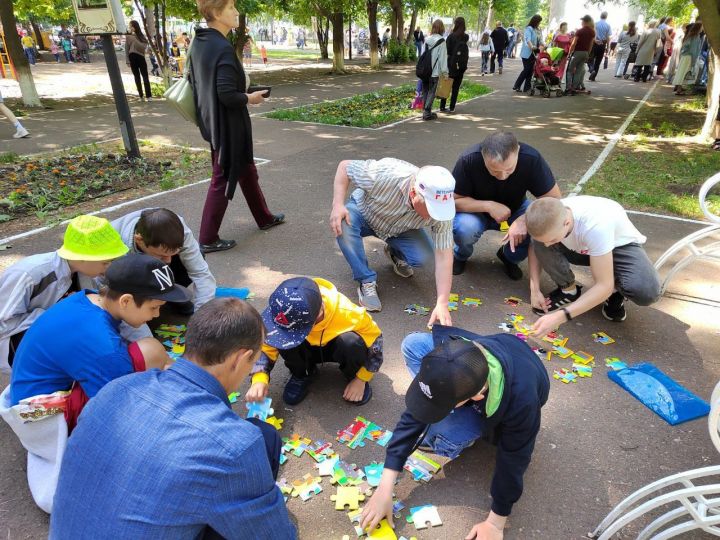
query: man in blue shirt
50 297 295 539
589 12 611 81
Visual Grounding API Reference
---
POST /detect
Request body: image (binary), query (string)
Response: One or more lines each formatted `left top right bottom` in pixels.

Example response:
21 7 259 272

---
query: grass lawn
264 48 322 60
262 81 492 128
582 93 720 220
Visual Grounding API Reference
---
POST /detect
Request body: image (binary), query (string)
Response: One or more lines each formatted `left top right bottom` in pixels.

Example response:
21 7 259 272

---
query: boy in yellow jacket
245 277 382 405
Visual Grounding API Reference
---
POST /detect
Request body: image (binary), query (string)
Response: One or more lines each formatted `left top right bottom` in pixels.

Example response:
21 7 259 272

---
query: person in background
21 33 36 65
552 22 571 79
190 0 284 254
50 40 60 62
656 16 675 76
126 21 153 102
513 14 542 93
588 11 611 81
74 34 90 63
382 27 391 56
633 20 661 82
413 26 425 57
260 43 268 66
0 89 29 139
506 23 517 58
490 21 509 74
565 15 595 94
614 21 639 78
440 17 469 113
421 19 448 121
478 31 493 76
672 23 703 95
60 31 74 63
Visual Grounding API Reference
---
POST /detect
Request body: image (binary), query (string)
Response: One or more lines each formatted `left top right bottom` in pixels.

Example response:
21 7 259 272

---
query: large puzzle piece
315 456 339 476
364 462 384 487
403 451 441 482
553 368 577 384
605 357 628 371
306 440 335 462
282 434 311 457
461 297 482 306
573 364 593 378
570 351 595 365
593 331 615 345
331 460 365 486
290 473 322 501
246 397 274 421
406 505 442 530
348 511 397 539
331 486 365 510
337 417 370 448
266 416 284 430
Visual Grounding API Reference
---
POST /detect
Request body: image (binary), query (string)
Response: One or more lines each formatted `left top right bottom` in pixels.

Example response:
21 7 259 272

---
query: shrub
385 40 415 64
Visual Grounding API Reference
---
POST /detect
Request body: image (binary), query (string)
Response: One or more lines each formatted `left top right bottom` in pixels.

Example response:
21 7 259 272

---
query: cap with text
104 253 191 302
415 166 456 221
262 277 323 349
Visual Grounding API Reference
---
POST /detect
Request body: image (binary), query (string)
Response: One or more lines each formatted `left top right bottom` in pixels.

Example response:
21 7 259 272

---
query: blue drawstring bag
608 363 710 425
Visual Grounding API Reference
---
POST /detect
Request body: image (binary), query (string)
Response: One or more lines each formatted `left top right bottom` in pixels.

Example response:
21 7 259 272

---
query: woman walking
614 21 639 77
633 21 661 82
421 19 448 121
672 23 703 95
126 21 153 101
478 31 493 75
440 17 469 112
513 14 542 93
191 0 284 253
552 22 571 79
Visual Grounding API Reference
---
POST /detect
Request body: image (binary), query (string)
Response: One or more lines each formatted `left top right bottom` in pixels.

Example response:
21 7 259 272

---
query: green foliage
13 0 74 24
385 40 415 63
150 81 167 98
587 0 695 21
0 152 19 164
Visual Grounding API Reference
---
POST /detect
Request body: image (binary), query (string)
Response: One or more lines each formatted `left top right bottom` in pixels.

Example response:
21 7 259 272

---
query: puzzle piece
553 368 577 383
276 478 292 495
290 473 322 500
570 351 594 365
448 301 458 312
315 455 339 476
306 440 334 462
573 363 593 378
364 462 384 487
406 505 442 530
593 331 615 345
376 430 393 447
367 519 398 539
279 453 288 465
505 313 525 323
392 500 406 518
605 357 628 370
499 220 509 232
532 347 547 359
449 293 459 302
403 450 441 482
498 322 514 332
461 297 482 306
228 392 239 404
331 460 365 486
504 296 522 307
337 417 369 448
551 345 574 359
331 486 365 510
265 416 284 430
282 434 311 456
246 397 274 421
171 343 185 354
404 304 429 316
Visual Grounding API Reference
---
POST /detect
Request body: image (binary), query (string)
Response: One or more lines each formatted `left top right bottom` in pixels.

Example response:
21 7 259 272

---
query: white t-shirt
560 196 646 257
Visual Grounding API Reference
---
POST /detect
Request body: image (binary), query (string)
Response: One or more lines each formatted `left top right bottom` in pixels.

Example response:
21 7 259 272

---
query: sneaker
496 247 523 281
13 126 29 139
532 285 583 314
602 292 627 322
283 375 312 405
384 244 413 278
422 113 438 121
260 213 285 230
452 258 466 276
358 281 382 312
200 238 237 254
146 97 153 102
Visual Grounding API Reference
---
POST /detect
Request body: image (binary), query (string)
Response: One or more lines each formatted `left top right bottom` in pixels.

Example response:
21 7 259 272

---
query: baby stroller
530 51 563 97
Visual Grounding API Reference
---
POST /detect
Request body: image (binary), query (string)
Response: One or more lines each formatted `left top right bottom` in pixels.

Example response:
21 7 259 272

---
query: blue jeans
453 198 531 264
336 196 433 283
415 41 423 57
24 48 36 65
401 332 485 459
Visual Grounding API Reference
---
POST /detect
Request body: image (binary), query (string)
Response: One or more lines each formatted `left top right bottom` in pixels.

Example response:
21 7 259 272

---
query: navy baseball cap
262 277 323 349
105 253 191 303
405 337 489 424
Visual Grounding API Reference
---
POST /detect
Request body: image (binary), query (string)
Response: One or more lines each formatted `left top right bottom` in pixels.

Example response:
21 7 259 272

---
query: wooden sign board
71 0 127 35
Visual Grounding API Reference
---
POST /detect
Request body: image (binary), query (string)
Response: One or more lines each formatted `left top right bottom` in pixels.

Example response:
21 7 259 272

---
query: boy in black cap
360 325 549 539
245 277 383 406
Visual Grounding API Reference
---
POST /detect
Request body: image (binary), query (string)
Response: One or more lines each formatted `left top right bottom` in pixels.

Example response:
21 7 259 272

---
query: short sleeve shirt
452 143 556 213
574 26 596 52
347 158 454 250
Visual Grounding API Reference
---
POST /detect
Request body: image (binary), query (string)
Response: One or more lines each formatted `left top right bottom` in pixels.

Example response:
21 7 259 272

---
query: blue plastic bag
608 363 710 425
215 287 250 299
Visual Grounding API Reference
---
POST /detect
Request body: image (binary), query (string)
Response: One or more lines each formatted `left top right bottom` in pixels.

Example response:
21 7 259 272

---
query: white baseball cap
415 166 456 221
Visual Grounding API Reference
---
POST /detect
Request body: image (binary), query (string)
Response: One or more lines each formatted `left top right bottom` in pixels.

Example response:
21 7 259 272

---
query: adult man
526 196 661 336
0 215 128 370
360 324 549 540
565 15 595 94
50 298 296 539
451 131 561 280
330 159 455 326
506 23 517 58
589 12 611 81
489 22 509 74
111 207 216 315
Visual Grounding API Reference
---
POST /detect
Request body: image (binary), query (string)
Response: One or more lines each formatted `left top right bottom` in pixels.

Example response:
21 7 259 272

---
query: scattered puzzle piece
276 478 292 495
279 453 288 465
364 462 384 487
605 357 628 370
461 297 482 306
290 473 323 500
449 293 459 302
265 416 284 430
246 397 274 421
228 392 239 403
367 519 398 539
570 351 595 365
315 455 339 476
573 364 593 378
551 346 574 359
553 368 577 383
406 505 442 530
448 301 458 312
404 304 429 316
499 220 509 232
403 450 441 482
331 486 365 510
306 440 334 462
593 331 615 345
282 434 311 456
331 460 365 486
504 296 522 307
392 500 406 518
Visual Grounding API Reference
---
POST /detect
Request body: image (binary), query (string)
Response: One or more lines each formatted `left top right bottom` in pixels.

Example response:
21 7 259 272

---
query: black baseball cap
405 337 489 424
105 253 191 302
262 277 323 349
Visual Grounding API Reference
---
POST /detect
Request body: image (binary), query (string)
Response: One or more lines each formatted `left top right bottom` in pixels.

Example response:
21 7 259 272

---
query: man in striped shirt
330 158 455 326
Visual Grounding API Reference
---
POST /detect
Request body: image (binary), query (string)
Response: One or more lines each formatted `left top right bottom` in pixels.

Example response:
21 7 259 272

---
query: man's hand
465 520 504 540
245 382 269 402
502 218 527 253
330 203 350 237
531 310 565 337
428 303 452 328
487 202 511 223
530 288 550 314
246 89 268 105
343 377 366 402
360 487 394 533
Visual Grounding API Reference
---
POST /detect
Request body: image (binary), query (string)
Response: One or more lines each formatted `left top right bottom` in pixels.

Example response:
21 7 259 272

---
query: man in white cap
329 158 455 325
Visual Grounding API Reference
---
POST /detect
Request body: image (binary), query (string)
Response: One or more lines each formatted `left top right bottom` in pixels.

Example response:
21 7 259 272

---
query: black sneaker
602 292 627 322
200 238 237 254
260 213 285 231
532 285 583 314
283 375 312 405
452 258 466 276
496 248 522 281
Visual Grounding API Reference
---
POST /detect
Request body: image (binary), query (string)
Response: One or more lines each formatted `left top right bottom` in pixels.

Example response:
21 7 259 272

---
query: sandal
344 382 372 406
260 213 285 231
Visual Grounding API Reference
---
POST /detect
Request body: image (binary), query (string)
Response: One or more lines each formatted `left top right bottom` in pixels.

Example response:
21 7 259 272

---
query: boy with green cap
0 215 129 370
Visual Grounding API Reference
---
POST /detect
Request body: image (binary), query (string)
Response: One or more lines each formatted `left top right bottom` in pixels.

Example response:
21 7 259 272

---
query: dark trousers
590 43 606 76
279 332 367 381
634 65 652 82
656 50 667 75
129 53 152 98
514 56 535 91
489 51 503 72
439 72 464 111
421 77 438 119
199 152 273 244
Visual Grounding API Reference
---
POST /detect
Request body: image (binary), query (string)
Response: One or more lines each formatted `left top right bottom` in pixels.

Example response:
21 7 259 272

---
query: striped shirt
347 158 454 250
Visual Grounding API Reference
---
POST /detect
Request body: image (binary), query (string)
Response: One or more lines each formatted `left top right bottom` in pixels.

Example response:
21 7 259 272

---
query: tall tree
367 0 379 67
0 0 41 106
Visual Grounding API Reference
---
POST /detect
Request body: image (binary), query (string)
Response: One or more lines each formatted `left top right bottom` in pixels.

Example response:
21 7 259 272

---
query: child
50 41 60 62
0 88 29 139
0 215 128 370
525 196 661 336
260 44 268 66
410 79 424 110
245 277 383 406
61 37 74 63
479 31 494 75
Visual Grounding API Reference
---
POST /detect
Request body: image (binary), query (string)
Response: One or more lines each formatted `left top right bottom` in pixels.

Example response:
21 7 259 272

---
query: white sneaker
357 281 382 312
146 97 153 102
13 126 29 139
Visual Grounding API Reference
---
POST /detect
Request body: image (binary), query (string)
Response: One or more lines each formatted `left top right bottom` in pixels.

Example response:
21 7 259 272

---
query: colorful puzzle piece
551 345 574 359
290 473 322 501
573 363 593 378
393 500 406 517
504 296 522 307
593 331 615 345
331 460 365 486
331 486 366 510
367 519 398 539
279 453 288 465
553 368 577 383
461 297 482 306
404 304 429 316
306 440 334 462
228 392 239 403
499 220 509 232
265 416 284 430
337 417 369 448
246 397 274 421
570 351 595 365
448 301 458 312
449 293 459 302
282 434 311 456
406 505 442 530
315 455 339 476
403 450 441 482
605 357 628 370
364 462 384 487
498 322 514 332
276 477 292 495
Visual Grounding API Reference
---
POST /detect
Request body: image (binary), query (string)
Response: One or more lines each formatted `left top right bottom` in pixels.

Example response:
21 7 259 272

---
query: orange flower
52 168 61 174
97 169 104 175
68 165 76 171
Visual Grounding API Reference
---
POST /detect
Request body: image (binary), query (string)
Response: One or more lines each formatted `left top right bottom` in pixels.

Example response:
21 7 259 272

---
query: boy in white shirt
525 196 660 335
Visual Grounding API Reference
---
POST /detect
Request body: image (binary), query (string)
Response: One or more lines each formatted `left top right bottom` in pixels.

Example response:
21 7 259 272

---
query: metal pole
100 34 140 159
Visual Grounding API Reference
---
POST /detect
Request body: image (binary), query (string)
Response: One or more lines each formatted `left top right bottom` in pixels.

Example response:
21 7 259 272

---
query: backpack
416 38 445 80
451 41 469 76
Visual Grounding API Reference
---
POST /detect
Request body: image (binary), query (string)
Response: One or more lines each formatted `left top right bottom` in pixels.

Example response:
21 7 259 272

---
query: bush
151 81 166 98
385 40 415 64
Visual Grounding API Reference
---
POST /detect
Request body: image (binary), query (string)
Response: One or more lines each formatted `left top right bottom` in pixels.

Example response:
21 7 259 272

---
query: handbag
435 75 453 99
163 42 197 125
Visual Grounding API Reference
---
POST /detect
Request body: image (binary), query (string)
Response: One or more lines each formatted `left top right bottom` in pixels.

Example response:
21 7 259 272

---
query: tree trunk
475 1 487 50
234 13 248 63
30 20 43 49
406 9 418 45
695 0 720 138
367 0 379 68
330 11 345 72
390 11 397 40
485 4 494 30
0 0 41 106
316 17 330 59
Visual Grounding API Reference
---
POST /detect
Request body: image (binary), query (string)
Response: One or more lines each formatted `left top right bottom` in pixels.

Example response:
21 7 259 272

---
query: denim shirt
50 358 296 540
520 26 539 59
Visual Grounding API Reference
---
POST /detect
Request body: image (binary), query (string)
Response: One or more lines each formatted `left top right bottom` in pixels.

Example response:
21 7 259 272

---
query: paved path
1 56 719 540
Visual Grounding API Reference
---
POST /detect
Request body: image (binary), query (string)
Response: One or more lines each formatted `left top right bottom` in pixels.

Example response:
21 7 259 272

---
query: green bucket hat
57 215 129 261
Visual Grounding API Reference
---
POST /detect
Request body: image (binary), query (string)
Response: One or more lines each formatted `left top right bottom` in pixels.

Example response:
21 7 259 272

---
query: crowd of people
0 2 671 539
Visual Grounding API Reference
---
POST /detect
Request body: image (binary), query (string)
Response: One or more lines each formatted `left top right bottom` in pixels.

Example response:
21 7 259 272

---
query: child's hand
245 382 269 402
